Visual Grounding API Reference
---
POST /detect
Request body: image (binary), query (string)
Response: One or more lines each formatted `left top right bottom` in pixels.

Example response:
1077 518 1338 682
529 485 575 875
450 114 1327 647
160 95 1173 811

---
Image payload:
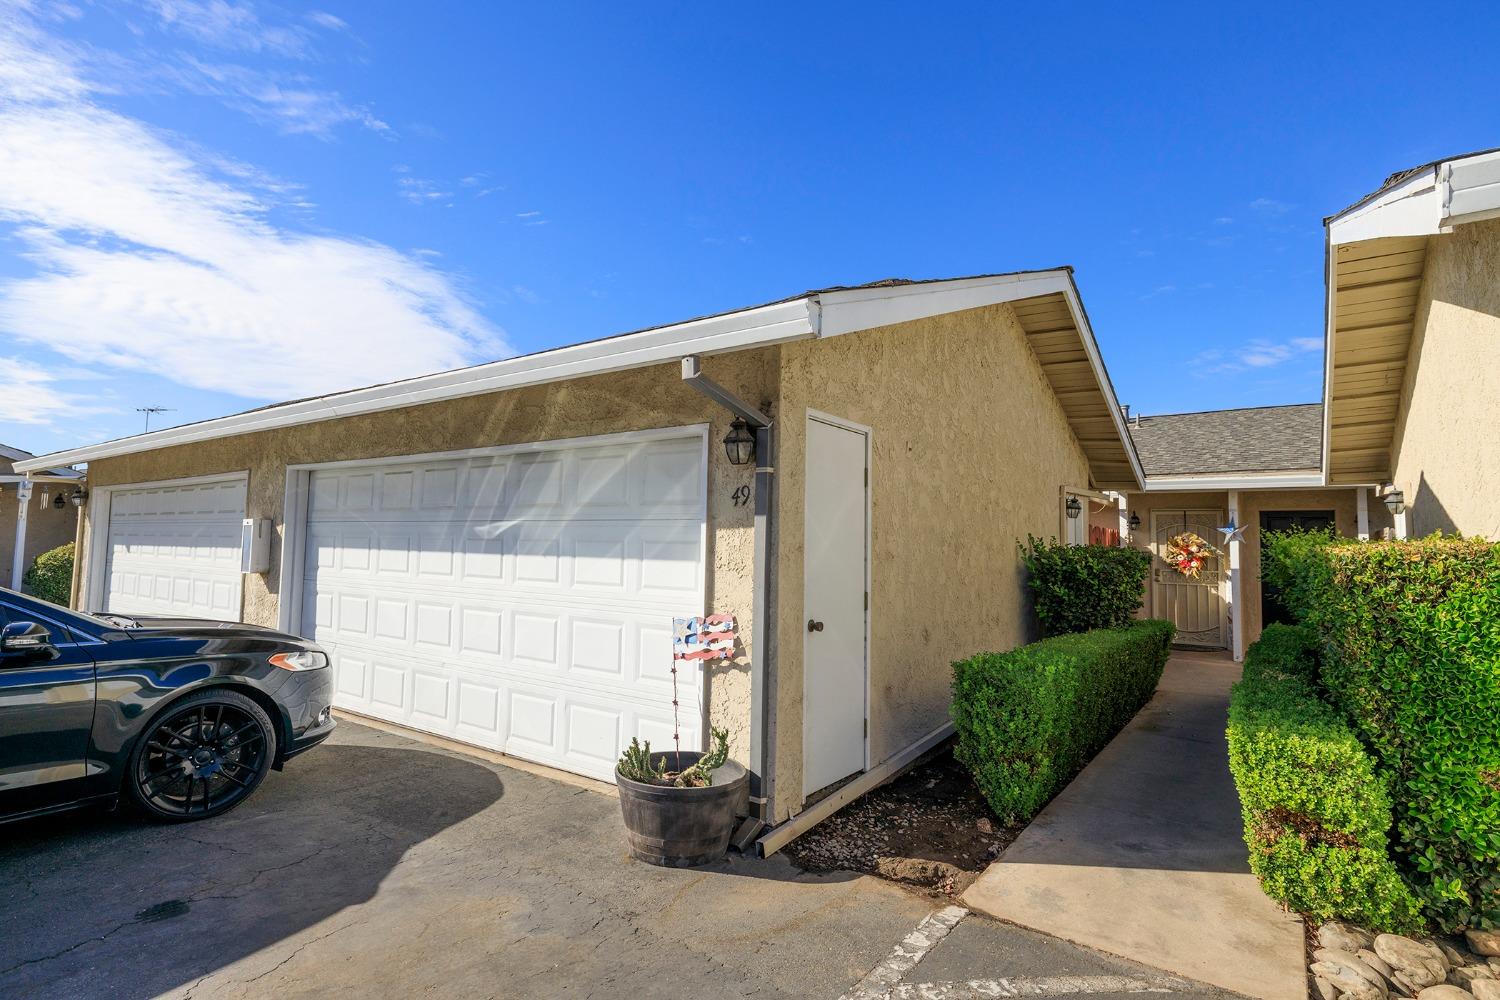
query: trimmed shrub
1226 623 1423 931
1020 536 1151 637
951 619 1174 823
1262 533 1500 932
22 542 73 606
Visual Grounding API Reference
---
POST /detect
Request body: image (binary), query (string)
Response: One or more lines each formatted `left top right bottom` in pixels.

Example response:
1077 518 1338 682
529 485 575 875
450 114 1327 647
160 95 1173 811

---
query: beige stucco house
2 444 84 592
1322 147 1500 541
13 269 1145 849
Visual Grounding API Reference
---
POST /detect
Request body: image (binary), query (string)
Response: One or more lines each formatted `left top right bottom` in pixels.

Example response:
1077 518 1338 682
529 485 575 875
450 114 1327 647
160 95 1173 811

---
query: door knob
807 619 824 633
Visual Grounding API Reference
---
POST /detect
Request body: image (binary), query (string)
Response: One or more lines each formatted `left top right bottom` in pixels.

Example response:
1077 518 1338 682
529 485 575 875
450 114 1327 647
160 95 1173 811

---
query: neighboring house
1 444 84 592
1322 147 1500 540
13 269 1144 847
1116 403 1389 660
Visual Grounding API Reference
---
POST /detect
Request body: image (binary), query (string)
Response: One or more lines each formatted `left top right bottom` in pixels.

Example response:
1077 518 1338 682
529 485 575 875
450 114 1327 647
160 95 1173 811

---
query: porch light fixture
1128 511 1141 531
68 488 88 508
52 493 66 510
1064 496 1082 519
1381 485 1405 516
723 418 755 466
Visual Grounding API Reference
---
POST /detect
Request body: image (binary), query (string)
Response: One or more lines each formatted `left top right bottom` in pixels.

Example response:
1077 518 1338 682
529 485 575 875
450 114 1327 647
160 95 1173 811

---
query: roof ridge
1136 402 1321 420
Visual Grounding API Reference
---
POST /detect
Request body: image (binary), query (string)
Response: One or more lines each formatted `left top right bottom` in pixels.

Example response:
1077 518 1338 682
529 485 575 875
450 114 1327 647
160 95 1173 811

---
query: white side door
801 412 870 798
99 477 247 618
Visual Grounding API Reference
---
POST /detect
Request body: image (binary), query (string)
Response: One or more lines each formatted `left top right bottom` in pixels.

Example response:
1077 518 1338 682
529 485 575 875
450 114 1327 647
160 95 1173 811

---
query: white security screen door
1150 509 1228 649
301 431 707 782
101 477 247 618
801 413 870 798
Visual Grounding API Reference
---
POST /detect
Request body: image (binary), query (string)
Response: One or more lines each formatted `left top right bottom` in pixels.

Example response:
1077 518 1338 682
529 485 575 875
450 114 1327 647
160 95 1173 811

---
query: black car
0 587 335 825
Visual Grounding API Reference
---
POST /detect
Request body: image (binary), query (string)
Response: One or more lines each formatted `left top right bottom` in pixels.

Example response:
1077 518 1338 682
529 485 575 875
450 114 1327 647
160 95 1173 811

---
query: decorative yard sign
667 615 738 757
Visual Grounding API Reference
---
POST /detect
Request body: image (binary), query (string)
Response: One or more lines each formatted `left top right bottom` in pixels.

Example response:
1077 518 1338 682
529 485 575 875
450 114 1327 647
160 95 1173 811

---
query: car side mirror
0 621 54 659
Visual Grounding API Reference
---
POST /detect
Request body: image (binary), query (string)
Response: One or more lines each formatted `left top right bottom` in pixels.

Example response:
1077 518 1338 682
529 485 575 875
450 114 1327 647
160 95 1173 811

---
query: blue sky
1 2 1497 457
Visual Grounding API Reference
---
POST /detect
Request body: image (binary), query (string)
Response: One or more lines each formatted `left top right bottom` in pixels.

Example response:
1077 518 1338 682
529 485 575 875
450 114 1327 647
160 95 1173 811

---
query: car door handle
807 619 824 633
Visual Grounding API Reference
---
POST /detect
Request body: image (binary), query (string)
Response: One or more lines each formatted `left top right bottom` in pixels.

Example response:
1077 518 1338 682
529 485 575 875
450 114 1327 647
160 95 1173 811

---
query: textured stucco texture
81 354 779 767
1391 218 1500 539
0 479 79 587
773 301 1090 819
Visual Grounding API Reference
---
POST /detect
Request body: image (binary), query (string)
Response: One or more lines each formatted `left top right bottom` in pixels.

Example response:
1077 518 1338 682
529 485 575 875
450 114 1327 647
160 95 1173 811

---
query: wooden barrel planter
616 751 749 867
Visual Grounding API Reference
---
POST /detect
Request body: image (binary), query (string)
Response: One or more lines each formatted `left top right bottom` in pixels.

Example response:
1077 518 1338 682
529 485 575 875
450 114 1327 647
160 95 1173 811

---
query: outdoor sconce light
68 488 88 508
723 418 755 466
1065 496 1082 519
52 493 66 510
1128 511 1141 531
1381 485 1405 516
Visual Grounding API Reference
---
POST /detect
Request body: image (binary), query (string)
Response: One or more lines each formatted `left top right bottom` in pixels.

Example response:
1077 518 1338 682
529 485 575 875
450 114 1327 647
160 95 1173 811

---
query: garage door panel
103 478 246 618
304 434 707 781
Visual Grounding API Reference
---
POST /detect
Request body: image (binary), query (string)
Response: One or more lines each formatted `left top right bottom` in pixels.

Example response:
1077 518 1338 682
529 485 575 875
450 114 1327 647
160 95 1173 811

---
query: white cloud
397 175 450 205
178 58 390 138
143 0 314 57
0 16 508 404
1194 337 1322 375
305 10 348 32
1249 197 1293 216
0 356 90 425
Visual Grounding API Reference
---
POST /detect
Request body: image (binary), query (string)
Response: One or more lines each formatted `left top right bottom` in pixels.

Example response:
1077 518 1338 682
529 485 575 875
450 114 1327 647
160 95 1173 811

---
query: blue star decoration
1218 518 1248 544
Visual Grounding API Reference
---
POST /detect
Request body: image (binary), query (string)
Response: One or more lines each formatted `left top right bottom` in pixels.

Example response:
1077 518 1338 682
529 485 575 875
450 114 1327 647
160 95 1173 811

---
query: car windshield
0 586 135 630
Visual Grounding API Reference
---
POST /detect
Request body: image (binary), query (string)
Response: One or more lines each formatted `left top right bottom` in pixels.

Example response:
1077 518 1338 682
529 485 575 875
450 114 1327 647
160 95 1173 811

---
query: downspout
679 355 777 843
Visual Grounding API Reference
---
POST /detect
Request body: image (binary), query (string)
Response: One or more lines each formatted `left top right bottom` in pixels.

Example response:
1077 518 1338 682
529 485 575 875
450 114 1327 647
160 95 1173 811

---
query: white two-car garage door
300 430 708 782
101 477 247 618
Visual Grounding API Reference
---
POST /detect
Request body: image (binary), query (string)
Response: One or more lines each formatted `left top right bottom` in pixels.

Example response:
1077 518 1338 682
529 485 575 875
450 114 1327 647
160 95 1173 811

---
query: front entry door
1150 509 1227 649
802 413 869 799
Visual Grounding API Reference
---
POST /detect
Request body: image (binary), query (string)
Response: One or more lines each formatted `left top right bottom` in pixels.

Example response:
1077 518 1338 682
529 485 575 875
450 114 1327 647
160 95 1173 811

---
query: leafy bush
1020 536 1151 637
1226 623 1423 931
22 542 73 606
1262 533 1500 931
951 619 1173 823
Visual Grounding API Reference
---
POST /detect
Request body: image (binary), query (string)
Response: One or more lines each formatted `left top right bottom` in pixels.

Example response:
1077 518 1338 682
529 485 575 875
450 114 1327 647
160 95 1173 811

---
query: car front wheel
127 689 278 822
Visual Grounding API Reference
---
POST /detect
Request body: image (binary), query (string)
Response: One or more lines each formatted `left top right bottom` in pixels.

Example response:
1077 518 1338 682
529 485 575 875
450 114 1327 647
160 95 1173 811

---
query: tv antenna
136 406 175 432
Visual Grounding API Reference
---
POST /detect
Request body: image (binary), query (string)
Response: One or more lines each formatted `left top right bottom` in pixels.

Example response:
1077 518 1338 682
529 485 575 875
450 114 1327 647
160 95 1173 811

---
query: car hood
102 614 296 642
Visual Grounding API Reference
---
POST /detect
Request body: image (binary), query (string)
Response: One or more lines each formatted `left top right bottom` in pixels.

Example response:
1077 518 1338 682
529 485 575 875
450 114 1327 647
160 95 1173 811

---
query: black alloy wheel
128 690 277 821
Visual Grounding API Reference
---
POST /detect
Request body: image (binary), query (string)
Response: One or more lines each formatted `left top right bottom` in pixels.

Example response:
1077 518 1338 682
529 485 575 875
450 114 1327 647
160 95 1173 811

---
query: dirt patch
783 744 1019 898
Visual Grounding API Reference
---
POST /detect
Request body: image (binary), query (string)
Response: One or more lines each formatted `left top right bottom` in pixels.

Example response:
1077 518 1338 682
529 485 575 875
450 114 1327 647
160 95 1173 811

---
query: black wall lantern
723 419 755 466
1128 511 1141 531
1382 485 1405 516
1064 496 1082 519
52 493 66 509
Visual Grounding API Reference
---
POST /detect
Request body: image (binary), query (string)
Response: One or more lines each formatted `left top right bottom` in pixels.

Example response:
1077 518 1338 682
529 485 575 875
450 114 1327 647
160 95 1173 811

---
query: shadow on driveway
0 739 503 999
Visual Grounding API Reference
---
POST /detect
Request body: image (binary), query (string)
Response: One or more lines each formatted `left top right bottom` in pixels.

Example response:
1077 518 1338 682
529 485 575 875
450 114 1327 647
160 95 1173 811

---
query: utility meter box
240 518 272 574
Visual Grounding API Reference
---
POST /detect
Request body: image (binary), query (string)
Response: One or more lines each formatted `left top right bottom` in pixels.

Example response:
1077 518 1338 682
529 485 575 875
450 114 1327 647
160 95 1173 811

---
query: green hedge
1262 534 1500 932
22 542 73 606
1020 536 1151 636
952 619 1174 823
1226 623 1423 931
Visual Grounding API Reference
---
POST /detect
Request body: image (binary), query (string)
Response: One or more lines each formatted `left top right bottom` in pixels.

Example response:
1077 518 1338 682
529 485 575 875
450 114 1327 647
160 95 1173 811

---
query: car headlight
269 650 329 671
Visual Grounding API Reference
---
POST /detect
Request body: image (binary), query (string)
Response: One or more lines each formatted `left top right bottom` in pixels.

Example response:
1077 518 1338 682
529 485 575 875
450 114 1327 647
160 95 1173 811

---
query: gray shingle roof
1127 403 1323 478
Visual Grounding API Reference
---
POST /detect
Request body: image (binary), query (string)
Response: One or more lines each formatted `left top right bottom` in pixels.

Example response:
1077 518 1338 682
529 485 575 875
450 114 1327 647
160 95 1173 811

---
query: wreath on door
1164 531 1221 578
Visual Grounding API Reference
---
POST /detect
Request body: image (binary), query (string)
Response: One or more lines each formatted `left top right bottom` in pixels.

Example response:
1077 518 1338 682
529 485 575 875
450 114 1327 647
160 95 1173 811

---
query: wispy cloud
142 0 317 58
1193 337 1322 375
0 356 112 425
1249 197 1293 216
179 58 390 138
1140 284 1176 300
396 174 451 205
516 210 547 226
0 7 508 404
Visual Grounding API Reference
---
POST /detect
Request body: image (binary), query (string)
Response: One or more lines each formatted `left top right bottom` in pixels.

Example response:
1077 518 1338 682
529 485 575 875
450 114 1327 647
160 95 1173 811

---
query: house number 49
731 484 751 508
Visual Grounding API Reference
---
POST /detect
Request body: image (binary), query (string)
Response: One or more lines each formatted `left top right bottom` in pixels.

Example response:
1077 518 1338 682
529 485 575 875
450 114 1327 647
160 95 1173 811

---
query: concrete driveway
0 720 1238 1000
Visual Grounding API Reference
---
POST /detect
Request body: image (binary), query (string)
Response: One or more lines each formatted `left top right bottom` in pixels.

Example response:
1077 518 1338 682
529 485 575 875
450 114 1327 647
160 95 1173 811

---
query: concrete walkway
961 650 1305 1000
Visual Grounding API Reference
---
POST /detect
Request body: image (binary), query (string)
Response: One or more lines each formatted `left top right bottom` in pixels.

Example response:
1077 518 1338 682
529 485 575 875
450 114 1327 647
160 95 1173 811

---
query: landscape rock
1434 940 1473 968
1470 932 1500 959
1452 967 1498 989
1314 954 1391 1000
1471 981 1500 1000
1415 986 1473 1000
1321 922 1379 954
1361 949 1395 981
1316 976 1345 1000
1377 935 1451 990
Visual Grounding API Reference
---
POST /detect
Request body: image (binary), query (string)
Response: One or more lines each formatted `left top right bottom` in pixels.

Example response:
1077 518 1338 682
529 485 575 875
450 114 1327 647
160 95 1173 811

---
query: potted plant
615 726 748 867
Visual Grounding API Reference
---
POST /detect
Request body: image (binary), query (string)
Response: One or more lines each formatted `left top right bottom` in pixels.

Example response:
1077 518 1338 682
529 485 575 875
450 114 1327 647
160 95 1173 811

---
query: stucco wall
81 353 780 767
0 480 80 589
1390 218 1500 539
772 301 1092 819
1122 487 1384 647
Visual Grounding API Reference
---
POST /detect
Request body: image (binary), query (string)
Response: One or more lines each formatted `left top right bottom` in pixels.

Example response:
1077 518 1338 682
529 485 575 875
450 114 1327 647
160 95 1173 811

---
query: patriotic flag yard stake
670 615 737 758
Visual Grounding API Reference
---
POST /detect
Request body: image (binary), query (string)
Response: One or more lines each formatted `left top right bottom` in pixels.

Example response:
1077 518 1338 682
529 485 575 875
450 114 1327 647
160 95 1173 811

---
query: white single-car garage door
101 477 247 618
301 430 707 782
